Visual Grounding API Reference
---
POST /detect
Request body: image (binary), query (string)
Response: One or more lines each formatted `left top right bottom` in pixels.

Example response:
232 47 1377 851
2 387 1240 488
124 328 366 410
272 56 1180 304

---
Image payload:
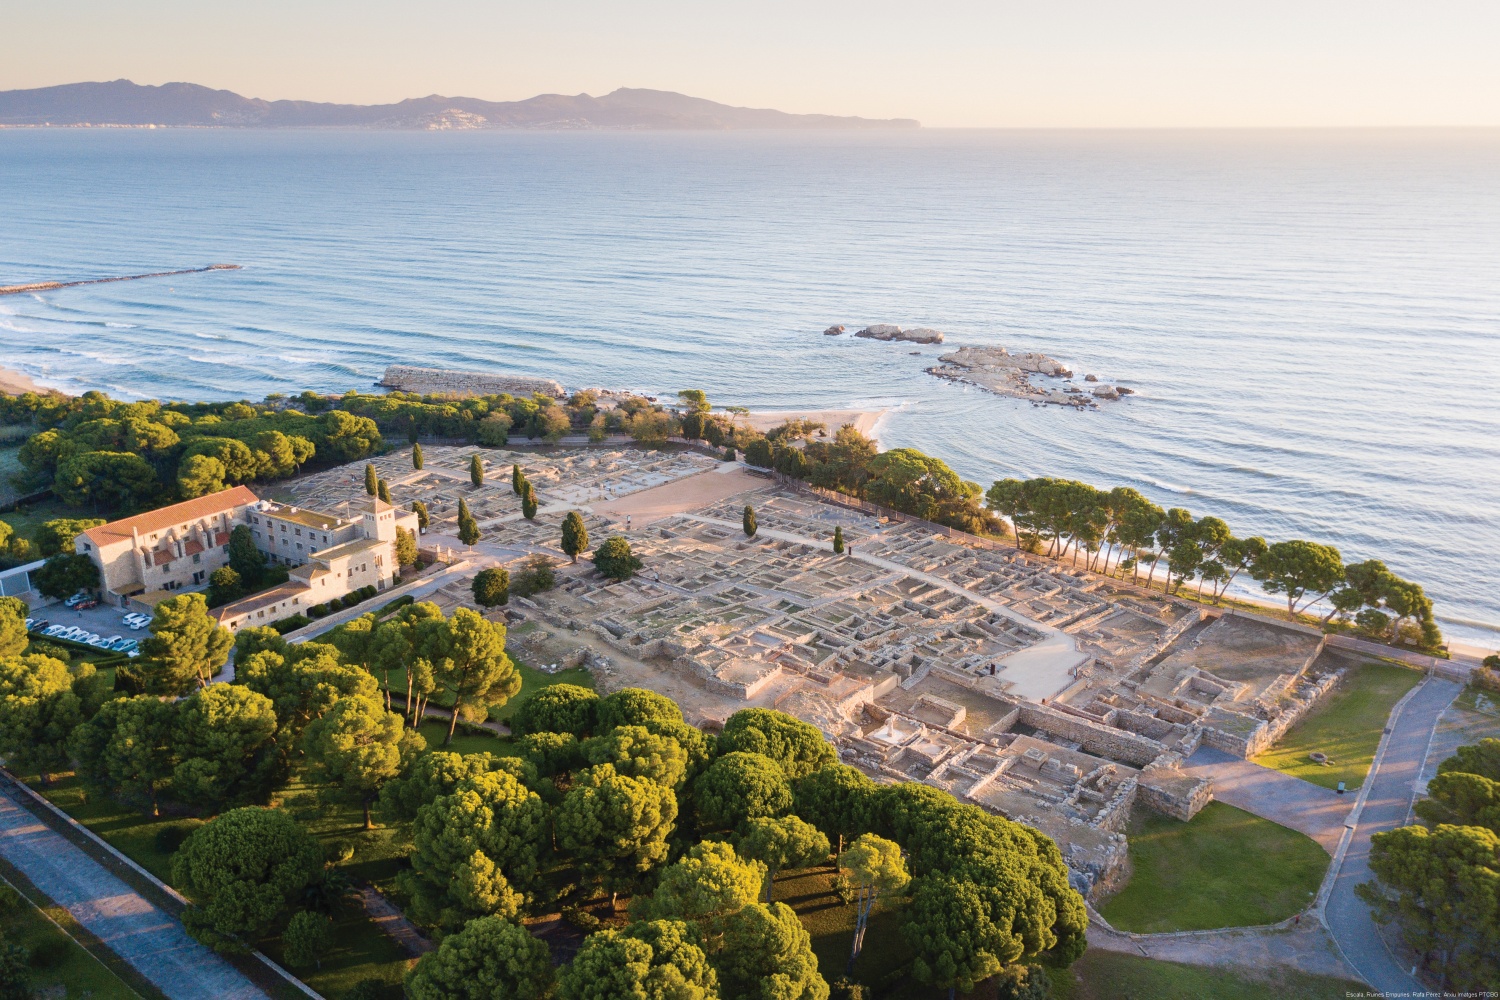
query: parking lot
27 597 149 650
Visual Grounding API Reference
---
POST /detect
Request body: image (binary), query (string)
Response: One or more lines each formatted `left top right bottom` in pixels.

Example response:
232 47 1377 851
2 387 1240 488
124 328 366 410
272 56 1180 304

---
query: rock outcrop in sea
852 324 944 344
379 365 565 399
926 345 1129 409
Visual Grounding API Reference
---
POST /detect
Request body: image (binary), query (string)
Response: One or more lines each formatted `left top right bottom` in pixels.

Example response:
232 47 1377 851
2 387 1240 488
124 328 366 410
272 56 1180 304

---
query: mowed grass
1051 949 1363 1000
0 873 145 999
375 657 593 726
1255 660 1423 791
1101 802 1327 932
772 865 912 989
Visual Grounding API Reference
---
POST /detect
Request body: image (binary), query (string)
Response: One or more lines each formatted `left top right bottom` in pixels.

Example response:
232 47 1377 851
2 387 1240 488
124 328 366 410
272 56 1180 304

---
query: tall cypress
743 505 757 538
512 463 523 496
457 498 480 546
470 454 484 488
377 479 391 504
833 525 845 554
412 442 424 470
364 463 377 496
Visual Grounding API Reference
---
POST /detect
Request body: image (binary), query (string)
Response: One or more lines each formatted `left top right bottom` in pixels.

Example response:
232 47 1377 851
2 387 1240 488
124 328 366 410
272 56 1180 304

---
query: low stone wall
1016 702 1166 767
379 365 566 399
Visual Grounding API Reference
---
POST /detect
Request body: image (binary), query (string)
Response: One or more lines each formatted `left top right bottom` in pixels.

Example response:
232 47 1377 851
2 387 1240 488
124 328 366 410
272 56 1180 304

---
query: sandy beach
739 408 887 443
0 365 54 396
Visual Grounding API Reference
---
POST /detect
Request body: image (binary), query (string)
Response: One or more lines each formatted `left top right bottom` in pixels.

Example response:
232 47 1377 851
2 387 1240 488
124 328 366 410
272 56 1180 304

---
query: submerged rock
823 324 846 336
855 324 944 344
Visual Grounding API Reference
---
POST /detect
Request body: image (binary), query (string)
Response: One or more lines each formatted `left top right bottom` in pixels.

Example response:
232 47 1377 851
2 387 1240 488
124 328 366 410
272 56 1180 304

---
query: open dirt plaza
276 443 1366 897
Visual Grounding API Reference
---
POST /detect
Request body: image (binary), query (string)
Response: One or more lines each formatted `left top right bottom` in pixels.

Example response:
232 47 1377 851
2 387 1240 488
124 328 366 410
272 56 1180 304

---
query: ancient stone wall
1016 703 1166 767
379 365 566 399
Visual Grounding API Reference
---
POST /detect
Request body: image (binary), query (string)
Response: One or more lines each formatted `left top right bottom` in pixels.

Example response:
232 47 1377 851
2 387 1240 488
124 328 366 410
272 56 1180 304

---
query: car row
35 623 140 655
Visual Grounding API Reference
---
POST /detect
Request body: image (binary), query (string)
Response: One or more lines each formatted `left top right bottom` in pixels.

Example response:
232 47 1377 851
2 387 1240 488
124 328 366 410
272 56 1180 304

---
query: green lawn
1255 660 1423 791
375 657 593 726
0 872 146 999
1101 803 1328 933
414 718 518 757
772 865 912 990
0 495 74 546
1051 949 1363 1000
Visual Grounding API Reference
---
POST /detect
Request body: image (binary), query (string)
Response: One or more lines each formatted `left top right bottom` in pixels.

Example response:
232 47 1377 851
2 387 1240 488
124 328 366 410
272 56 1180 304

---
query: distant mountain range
0 80 919 130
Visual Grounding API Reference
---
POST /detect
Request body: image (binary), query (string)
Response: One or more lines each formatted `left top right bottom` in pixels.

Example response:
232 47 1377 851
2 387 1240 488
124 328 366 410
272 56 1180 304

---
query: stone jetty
0 264 240 297
378 365 566 399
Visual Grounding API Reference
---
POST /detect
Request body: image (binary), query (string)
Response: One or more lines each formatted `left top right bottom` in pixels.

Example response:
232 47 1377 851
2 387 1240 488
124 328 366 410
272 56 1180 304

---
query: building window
193 553 201 564
295 528 302 537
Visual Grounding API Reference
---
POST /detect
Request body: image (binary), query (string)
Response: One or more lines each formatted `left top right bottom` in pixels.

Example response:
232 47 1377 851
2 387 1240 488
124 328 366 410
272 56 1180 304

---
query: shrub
512 554 556 597
271 614 311 634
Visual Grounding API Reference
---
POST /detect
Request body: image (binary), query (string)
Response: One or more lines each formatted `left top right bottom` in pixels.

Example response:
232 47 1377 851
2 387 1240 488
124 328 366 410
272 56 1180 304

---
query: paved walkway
0 785 268 1000
1183 746 1351 853
1087 919 1357 981
1323 676 1461 995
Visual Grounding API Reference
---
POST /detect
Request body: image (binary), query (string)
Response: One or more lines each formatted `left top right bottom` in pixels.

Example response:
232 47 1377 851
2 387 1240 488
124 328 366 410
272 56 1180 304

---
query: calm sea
2 128 1498 645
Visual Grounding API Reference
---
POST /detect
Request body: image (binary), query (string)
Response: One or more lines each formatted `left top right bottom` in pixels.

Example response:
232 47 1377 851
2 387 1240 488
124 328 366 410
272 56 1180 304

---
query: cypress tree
411 500 429 532
377 479 391 504
512 463 523 496
561 511 589 563
364 463 377 496
833 525 845 554
470 454 484 488
412 442 424 470
522 482 539 521
457 498 480 546
743 505 757 538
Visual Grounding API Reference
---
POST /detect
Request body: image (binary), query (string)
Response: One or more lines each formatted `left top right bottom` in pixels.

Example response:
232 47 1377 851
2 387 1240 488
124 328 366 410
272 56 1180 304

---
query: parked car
74 599 99 611
25 618 50 632
110 638 138 653
42 624 67 637
63 592 90 608
122 612 151 628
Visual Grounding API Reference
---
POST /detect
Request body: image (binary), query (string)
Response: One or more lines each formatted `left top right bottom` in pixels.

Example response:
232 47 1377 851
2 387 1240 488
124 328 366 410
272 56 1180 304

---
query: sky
5 0 1499 127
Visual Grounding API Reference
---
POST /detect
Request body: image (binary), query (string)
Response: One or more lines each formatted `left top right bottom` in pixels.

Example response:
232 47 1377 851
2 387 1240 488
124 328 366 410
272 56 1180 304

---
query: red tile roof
82 485 260 548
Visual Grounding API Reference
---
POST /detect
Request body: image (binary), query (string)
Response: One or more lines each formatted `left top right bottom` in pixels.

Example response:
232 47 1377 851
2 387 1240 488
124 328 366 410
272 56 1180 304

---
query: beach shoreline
739 408 887 446
0 365 54 396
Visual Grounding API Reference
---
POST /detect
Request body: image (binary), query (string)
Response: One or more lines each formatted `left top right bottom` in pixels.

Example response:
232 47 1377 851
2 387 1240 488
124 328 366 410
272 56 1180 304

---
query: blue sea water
1 128 1498 645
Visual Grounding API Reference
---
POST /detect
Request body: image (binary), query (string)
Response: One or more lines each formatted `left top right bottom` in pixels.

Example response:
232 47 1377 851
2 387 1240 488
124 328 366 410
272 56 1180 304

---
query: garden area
1255 657 1423 791
0 866 148 999
1051 949 1362 1000
1100 802 1328 933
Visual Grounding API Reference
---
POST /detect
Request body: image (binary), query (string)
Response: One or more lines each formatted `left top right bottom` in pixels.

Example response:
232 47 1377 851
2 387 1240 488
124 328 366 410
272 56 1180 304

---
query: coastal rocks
925 345 1130 409
853 324 945 344
823 325 846 336
379 365 566 399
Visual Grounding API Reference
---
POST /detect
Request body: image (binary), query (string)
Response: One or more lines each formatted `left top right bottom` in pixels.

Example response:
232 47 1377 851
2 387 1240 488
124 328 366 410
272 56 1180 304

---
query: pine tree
457 499 480 546
512 463 523 496
412 442 424 470
521 482 539 521
377 479 391 504
470 454 484 488
561 511 589 563
743 505 757 538
364 463 378 496
833 525 845 554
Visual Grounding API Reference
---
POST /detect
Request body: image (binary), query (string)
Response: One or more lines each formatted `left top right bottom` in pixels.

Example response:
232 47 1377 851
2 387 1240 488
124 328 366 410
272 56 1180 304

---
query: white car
122 612 151 628
42 624 67 637
110 638 138 652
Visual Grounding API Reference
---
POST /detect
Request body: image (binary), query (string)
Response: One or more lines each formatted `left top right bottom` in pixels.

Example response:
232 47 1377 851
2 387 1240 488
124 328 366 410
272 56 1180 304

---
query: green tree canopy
597 687 684 732
839 833 909 972
177 454 228 499
424 608 519 745
68 694 178 815
473 567 510 608
396 525 419 568
793 764 879 852
458 498 481 546
718 709 836 780
558 920 718 1000
138 593 234 695
33 553 100 600
743 505 757 538
1415 772 1500 833
0 653 85 783
716 902 829 1000
516 731 585 778
695 752 793 831
561 510 590 563
1251 539 1346 618
35 517 105 557
471 454 485 488
1438 738 1500 782
365 463 378 496
412 442 423 470
583 725 689 790
510 683 599 738
282 911 333 970
737 815 830 901
171 683 281 811
593 536 642 582
303 693 426 829
0 599 28 659
556 764 678 892
405 915 554 1000
905 874 1006 994
380 750 527 823
172 807 323 953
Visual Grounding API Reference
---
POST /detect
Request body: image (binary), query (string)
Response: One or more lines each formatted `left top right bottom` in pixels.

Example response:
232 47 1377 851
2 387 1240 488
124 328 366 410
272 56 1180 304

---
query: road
1322 676 1462 994
0 781 268 1000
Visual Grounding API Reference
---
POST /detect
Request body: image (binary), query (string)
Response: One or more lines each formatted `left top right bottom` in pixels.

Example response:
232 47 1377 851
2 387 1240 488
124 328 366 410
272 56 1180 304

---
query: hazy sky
6 1 1499 127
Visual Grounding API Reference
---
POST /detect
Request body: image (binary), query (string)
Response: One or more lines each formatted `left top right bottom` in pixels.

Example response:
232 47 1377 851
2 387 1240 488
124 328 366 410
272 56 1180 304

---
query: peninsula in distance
0 79 922 130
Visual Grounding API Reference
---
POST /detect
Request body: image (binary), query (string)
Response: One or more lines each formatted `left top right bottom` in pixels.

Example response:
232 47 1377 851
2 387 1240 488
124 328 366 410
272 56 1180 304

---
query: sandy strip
590 465 766 526
738 408 885 439
0 366 50 396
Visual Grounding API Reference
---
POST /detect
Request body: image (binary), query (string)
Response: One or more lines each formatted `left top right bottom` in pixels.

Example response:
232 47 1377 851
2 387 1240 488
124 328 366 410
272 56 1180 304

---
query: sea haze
1 128 1497 644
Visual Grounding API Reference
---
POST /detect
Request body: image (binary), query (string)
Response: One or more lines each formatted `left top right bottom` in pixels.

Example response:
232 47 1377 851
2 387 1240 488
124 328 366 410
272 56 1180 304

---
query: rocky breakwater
379 365 566 399
928 346 1130 409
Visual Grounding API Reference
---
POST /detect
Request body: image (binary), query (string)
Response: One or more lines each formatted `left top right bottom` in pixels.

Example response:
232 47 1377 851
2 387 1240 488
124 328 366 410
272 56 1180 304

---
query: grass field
1052 949 1363 1000
0 495 74 545
376 656 593 726
771 864 911 990
0 872 145 999
1100 802 1328 932
1255 660 1423 791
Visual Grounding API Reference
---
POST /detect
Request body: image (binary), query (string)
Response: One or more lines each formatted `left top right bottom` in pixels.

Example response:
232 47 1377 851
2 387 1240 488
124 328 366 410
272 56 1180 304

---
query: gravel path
0 786 268 1000
1183 746 1351 853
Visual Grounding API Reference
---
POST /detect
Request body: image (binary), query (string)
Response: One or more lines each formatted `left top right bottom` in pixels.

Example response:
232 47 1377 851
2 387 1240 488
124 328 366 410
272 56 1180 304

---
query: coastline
739 408 887 446
0 365 53 396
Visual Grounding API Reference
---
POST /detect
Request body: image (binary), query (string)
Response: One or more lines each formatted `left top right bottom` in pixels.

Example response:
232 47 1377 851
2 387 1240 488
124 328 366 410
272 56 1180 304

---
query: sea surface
2 128 1498 645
